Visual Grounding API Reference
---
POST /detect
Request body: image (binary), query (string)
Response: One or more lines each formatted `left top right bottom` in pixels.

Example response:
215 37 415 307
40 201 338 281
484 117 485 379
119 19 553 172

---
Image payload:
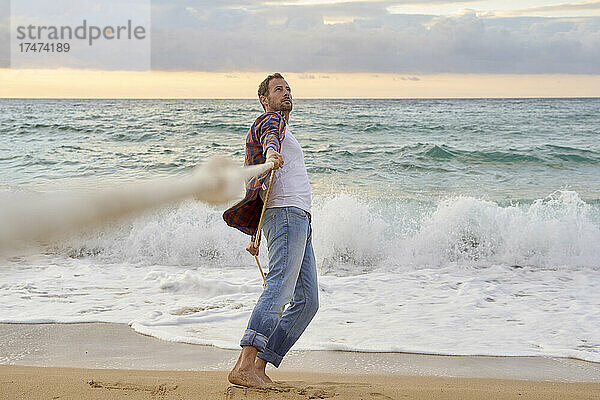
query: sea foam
1 190 598 363
43 190 600 272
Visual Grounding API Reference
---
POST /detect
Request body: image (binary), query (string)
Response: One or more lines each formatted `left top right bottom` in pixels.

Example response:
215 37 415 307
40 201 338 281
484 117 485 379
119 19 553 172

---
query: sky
1 0 599 97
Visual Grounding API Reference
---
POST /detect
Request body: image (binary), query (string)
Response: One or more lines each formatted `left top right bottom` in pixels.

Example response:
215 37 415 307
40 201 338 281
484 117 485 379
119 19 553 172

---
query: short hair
258 73 285 111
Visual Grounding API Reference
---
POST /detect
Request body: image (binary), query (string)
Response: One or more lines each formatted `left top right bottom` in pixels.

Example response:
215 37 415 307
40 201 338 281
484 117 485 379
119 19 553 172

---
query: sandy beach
1 323 599 399
3 365 600 400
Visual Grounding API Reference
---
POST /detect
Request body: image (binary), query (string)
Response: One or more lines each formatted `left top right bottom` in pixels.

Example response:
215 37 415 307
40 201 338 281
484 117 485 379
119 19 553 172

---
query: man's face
263 78 293 112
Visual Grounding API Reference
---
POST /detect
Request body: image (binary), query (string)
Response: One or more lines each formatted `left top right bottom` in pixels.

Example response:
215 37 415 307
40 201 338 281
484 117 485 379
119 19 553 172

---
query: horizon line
1 96 599 100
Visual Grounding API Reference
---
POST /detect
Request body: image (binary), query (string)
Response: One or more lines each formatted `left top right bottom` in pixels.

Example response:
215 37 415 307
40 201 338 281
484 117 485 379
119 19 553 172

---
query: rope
253 164 276 287
0 156 274 256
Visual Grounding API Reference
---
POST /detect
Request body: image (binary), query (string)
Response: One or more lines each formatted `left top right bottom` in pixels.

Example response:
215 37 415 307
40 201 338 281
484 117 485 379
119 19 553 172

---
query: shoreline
1 322 599 382
1 323 599 399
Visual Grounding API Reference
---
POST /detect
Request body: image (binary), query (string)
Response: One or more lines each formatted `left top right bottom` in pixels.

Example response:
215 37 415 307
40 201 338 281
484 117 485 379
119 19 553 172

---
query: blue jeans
240 206 319 367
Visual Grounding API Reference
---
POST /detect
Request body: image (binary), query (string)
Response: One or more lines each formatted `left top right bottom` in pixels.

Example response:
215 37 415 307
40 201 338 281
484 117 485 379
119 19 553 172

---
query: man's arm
259 113 286 157
247 115 285 256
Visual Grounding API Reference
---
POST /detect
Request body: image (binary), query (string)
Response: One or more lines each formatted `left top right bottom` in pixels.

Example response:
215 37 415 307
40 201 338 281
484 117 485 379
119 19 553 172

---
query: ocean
1 98 599 363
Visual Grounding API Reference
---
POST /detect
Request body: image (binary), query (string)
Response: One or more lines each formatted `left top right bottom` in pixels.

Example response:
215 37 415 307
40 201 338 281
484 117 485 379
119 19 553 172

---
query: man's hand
246 241 259 256
266 148 283 170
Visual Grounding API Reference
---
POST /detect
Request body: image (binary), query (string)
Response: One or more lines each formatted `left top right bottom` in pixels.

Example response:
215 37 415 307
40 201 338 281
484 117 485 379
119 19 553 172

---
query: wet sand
1 323 599 399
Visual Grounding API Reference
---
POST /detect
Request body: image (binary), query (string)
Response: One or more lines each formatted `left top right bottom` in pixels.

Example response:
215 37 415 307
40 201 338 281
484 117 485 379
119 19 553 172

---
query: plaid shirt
222 112 287 240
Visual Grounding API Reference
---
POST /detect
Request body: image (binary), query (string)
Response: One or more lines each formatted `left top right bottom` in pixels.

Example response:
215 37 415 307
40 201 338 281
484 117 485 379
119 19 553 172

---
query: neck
266 109 290 123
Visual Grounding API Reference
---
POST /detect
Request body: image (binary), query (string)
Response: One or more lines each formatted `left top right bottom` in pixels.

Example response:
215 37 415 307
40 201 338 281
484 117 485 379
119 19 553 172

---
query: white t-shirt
260 126 311 214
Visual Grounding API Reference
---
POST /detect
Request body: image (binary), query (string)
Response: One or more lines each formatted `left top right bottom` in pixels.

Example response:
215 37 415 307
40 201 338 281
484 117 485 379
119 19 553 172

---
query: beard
280 101 293 112
269 98 293 112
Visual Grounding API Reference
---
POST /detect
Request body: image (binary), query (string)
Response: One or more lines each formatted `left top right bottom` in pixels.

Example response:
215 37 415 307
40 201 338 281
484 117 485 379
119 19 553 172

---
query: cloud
0 0 9 68
510 1 600 16
149 1 600 74
5 0 599 73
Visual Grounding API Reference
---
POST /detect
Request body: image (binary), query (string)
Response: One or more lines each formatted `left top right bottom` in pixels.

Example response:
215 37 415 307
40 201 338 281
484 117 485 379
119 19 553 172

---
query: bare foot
228 367 267 388
255 368 273 385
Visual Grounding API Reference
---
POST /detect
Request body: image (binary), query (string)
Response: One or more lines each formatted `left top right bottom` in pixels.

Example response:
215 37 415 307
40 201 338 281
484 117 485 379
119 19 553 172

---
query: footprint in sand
368 392 396 399
225 382 338 399
88 380 178 397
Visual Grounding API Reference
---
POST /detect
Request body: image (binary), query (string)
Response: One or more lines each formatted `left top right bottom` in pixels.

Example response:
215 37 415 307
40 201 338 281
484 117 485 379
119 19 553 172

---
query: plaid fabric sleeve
259 112 286 155
222 112 287 239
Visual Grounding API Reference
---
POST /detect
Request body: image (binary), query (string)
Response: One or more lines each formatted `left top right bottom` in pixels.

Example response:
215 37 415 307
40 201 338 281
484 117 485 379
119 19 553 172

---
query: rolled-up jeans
240 206 319 367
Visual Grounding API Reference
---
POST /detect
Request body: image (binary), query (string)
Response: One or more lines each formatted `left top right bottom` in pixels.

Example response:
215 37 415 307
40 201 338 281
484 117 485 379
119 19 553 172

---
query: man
223 73 318 388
